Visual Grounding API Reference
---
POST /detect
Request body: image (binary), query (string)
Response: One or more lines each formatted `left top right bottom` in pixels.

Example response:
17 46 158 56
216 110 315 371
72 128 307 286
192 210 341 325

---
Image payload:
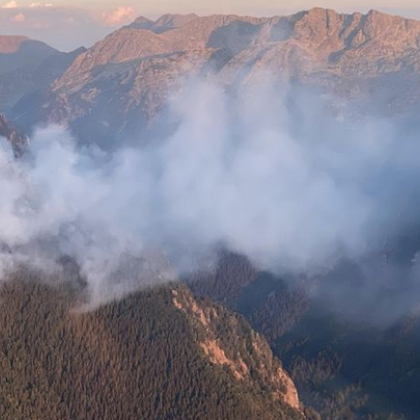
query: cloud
1 1 18 9
0 5 138 50
94 6 137 27
29 2 53 7
10 12 25 22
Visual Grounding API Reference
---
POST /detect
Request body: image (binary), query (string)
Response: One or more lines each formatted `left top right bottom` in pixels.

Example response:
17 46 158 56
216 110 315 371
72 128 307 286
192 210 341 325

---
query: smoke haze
1 79 420 305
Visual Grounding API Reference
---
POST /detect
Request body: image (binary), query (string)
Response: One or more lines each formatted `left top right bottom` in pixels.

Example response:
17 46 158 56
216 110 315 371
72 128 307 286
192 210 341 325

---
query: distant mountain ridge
4 8 420 144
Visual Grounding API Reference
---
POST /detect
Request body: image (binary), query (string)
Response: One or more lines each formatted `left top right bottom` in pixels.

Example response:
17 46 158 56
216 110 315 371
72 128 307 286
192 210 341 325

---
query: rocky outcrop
172 286 303 413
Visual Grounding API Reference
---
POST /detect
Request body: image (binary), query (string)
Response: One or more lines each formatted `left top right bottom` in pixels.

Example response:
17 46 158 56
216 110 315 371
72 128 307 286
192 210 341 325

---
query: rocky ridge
172 286 302 412
21 8 420 145
3 8 420 144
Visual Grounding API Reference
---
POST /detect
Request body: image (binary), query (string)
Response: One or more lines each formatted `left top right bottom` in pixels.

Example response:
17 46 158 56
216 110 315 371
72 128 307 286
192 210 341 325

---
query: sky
2 0 420 50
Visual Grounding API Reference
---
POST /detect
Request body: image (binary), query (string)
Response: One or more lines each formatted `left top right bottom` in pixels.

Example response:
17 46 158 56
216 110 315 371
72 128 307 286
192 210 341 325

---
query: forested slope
0 272 305 420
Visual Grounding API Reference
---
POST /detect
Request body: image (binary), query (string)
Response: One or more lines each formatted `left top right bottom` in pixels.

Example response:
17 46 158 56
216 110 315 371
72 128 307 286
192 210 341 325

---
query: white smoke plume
1 79 420 303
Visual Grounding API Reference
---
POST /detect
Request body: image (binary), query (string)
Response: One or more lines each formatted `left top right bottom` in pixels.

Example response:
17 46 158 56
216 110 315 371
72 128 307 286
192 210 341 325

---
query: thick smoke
1 79 420 304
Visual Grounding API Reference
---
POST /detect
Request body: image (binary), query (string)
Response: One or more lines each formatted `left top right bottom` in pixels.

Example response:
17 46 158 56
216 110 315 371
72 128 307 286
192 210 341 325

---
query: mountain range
3 8 420 146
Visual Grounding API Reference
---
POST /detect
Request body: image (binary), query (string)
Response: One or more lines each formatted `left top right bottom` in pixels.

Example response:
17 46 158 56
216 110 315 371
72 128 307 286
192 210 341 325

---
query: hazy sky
2 0 420 50
9 0 420 14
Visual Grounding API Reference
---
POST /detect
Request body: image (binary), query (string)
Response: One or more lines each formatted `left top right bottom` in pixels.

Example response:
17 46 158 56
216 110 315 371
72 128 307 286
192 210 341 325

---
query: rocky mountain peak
303 7 340 21
154 13 199 30
129 15 154 29
128 14 201 33
290 7 344 45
